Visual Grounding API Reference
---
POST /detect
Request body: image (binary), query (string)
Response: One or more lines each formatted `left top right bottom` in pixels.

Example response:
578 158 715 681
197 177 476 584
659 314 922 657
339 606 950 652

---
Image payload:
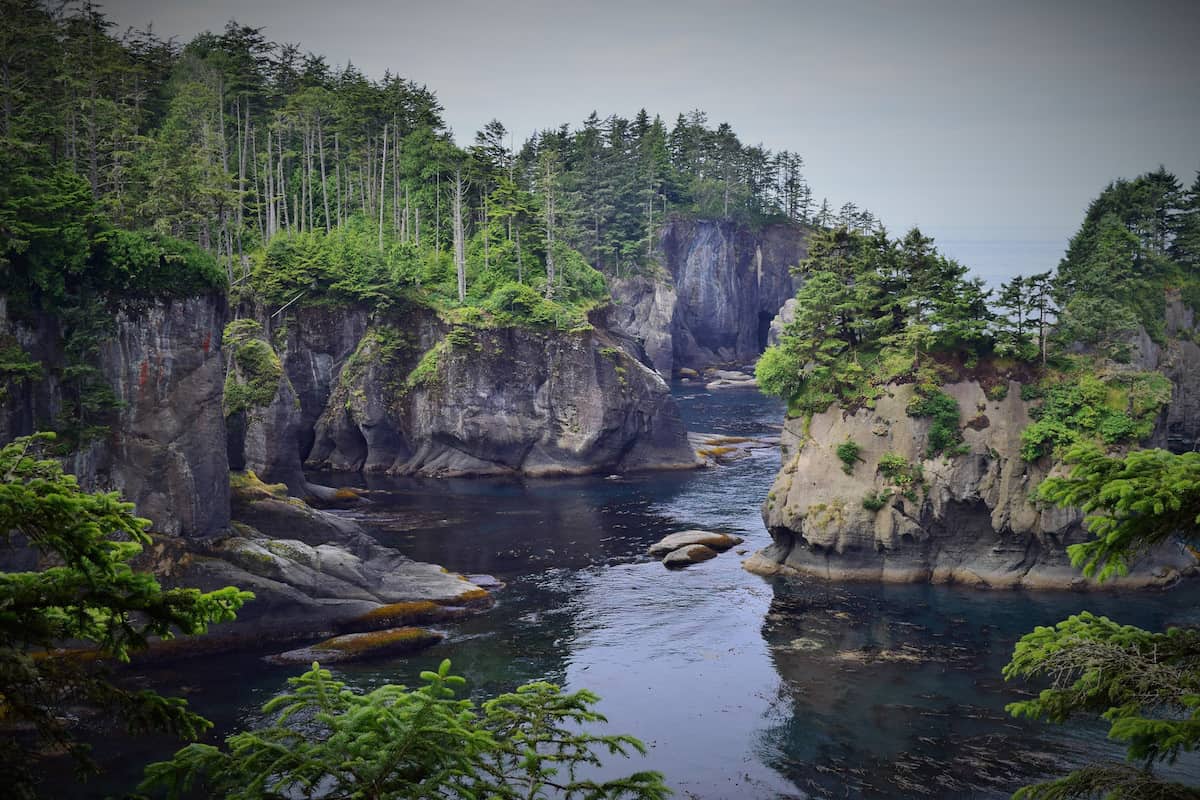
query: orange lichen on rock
439 587 492 609
349 600 444 630
313 627 443 655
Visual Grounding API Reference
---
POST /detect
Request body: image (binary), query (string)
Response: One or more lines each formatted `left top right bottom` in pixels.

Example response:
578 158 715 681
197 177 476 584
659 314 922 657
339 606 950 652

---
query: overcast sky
103 0 1200 284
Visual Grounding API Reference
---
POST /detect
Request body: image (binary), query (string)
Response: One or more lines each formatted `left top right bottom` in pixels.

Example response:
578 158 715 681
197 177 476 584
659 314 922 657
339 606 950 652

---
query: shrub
1018 367 1171 461
222 320 283 415
906 389 966 458
862 489 893 512
836 439 862 474
482 282 559 327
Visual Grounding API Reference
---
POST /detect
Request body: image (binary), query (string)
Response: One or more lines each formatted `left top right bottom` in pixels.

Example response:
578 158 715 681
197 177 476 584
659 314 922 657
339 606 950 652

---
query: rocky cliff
748 299 1200 589
229 303 697 482
1 294 231 538
611 218 807 375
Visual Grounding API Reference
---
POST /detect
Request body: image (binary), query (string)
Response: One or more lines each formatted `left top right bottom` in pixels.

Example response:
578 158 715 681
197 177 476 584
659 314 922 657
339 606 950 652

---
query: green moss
314 627 443 655
405 342 445 391
229 470 288 501
222 320 283 416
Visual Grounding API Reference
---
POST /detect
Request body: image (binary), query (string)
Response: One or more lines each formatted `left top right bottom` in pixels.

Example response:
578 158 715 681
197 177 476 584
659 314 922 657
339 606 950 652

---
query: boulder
650 530 744 556
662 544 720 568
269 627 444 665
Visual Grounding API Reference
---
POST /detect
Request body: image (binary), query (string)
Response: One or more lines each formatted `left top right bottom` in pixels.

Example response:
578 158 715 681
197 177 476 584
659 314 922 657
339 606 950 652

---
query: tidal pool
70 385 1200 798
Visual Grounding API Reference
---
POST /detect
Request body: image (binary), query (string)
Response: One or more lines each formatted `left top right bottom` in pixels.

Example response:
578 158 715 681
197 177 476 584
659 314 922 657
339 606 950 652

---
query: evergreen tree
0 434 251 799
1005 444 1200 799
141 658 669 800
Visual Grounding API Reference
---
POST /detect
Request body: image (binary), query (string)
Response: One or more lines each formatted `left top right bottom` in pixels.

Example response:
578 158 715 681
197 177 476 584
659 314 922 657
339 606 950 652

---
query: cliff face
1 295 230 538
750 303 1200 589
229 304 698 482
611 218 806 375
748 380 1193 589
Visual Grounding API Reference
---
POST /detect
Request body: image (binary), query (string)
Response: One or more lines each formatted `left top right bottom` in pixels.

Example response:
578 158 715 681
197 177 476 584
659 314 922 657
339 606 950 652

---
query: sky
102 0 1200 285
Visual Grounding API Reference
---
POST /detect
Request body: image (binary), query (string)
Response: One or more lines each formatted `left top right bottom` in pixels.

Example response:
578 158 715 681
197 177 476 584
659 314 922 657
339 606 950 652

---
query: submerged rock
662 543 719 568
649 530 744 556
269 627 444 664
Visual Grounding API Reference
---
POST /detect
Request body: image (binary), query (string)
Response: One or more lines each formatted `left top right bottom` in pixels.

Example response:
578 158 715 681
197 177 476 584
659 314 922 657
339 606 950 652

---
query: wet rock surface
662 543 719 567
648 530 744 556
269 627 445 664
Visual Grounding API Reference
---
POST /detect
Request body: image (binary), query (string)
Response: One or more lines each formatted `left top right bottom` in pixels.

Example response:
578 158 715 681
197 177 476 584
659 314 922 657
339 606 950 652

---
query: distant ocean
935 239 1068 290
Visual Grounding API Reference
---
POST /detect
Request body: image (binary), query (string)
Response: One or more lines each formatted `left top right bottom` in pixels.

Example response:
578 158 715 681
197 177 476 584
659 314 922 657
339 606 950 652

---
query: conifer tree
0 434 252 799
1005 444 1200 799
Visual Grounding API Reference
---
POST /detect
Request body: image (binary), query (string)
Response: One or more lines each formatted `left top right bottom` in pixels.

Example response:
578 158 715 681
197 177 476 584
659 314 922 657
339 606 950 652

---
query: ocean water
55 385 1200 799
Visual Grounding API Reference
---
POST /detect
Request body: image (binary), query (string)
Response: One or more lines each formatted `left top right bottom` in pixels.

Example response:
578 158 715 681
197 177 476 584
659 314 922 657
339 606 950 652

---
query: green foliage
861 489 893 512
1037 444 1200 581
1020 368 1171 461
482 281 562 327
906 389 966 458
876 452 924 501
140 658 669 800
249 222 419 308
55 297 122 448
405 342 444 392
0 434 252 799
1053 169 1200 346
986 382 1009 401
836 438 862 475
757 226 995 413
0 336 42 402
222 319 283 415
1006 446 1200 799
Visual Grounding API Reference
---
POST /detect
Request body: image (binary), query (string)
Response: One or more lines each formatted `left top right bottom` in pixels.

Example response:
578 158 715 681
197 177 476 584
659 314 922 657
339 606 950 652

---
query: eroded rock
649 530 744 556
662 543 720 567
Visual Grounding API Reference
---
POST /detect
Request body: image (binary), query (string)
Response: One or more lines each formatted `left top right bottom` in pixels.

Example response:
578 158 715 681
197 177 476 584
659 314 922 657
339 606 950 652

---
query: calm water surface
84 386 1200 798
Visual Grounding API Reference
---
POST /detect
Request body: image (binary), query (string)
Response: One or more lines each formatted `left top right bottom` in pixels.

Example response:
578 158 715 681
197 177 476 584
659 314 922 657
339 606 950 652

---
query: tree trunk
453 170 466 302
378 122 388 250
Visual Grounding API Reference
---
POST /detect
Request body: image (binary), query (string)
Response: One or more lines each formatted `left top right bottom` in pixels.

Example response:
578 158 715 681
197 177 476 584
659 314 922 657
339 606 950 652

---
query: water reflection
758 576 1200 798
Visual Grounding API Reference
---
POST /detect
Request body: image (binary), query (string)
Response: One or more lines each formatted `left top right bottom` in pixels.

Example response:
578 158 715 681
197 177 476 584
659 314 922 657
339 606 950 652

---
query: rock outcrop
228 303 698 479
748 379 1195 589
611 218 807 375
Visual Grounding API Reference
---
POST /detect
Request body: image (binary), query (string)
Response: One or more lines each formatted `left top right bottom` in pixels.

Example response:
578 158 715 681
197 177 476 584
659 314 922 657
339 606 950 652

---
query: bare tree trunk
543 159 556 300
334 131 342 227
317 114 330 232
453 170 466 302
279 130 290 231
515 225 523 284
403 186 410 242
264 127 275 239
378 123 388 250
